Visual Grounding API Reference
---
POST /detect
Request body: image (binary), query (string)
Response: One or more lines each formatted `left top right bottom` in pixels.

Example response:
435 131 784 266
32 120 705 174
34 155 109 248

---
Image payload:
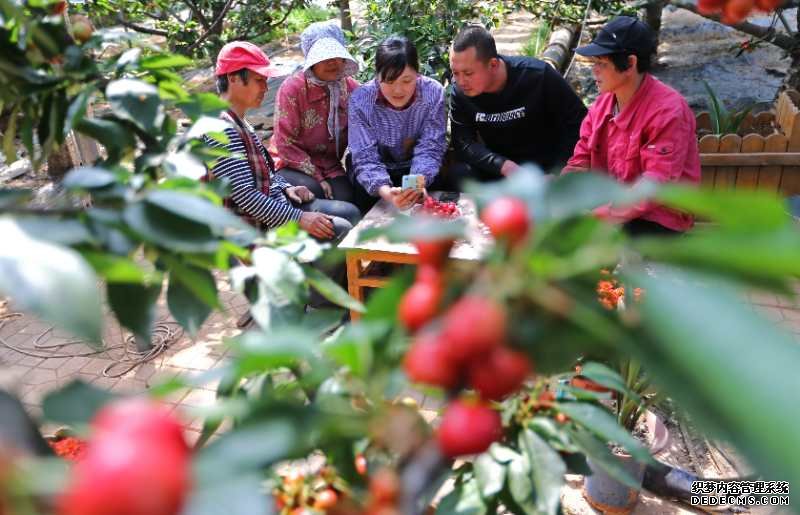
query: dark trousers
622 219 681 237
278 168 356 205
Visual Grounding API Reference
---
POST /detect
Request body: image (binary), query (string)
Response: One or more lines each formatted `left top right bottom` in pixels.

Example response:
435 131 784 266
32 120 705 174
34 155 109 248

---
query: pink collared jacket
268 72 359 183
565 74 700 231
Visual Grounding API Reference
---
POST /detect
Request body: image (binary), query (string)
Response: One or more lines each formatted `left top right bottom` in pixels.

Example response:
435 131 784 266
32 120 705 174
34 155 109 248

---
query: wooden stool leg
346 252 364 321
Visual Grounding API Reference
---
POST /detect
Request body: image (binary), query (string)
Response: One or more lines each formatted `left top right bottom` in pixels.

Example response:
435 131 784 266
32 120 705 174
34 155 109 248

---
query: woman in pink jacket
268 21 359 204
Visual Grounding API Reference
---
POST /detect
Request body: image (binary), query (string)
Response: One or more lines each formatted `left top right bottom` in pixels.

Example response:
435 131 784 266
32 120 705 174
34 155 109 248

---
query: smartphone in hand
401 174 424 191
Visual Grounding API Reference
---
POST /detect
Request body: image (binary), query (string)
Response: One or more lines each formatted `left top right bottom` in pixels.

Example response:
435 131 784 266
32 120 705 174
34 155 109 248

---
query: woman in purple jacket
348 36 448 213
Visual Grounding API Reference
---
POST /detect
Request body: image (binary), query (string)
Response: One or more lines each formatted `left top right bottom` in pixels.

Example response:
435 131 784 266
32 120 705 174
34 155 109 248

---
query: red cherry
414 239 454 267
437 398 502 457
398 277 442 332
403 332 461 389
58 428 190 515
480 197 531 247
91 398 187 453
313 488 339 510
468 347 532 400
355 454 368 475
441 295 506 363
369 468 400 504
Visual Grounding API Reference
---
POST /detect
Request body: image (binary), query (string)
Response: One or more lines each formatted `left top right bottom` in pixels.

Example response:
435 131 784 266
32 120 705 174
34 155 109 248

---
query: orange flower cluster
596 278 643 310
48 437 87 462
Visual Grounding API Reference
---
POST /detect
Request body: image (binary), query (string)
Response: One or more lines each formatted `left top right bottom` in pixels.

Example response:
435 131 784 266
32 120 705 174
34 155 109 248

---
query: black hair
375 36 419 82
452 24 498 62
215 68 249 94
607 50 652 74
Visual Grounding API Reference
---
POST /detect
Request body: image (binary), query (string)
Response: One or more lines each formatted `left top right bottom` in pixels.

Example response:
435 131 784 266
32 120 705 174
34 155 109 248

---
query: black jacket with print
450 55 587 175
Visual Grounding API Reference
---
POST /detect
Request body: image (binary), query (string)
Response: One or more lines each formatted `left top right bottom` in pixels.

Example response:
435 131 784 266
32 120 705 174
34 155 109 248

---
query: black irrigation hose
0 312 184 379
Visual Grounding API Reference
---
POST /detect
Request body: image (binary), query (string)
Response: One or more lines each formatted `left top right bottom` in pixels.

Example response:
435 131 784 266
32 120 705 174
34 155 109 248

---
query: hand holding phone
401 174 424 191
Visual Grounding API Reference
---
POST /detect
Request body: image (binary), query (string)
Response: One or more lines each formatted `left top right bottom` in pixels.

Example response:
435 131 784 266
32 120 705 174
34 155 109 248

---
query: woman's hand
285 186 315 204
379 185 423 210
319 180 334 200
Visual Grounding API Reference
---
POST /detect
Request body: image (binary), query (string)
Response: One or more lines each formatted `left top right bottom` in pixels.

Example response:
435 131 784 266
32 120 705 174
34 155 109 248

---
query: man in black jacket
448 25 587 182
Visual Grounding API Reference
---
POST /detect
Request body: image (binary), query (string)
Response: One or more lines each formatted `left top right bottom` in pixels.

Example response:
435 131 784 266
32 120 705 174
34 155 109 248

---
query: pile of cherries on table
420 195 460 219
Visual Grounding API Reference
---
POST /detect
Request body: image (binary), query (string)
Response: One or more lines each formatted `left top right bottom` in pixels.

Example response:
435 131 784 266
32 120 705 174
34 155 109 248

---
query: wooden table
338 193 493 320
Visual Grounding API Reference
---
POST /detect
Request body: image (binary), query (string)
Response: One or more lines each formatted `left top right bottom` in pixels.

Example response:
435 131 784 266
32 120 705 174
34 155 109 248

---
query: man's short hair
216 69 249 94
452 24 498 62
608 51 652 74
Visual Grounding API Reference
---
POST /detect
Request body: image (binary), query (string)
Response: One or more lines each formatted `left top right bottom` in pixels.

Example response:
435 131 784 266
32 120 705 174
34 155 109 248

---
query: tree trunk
46 143 74 181
540 24 579 73
339 0 353 33
643 0 664 48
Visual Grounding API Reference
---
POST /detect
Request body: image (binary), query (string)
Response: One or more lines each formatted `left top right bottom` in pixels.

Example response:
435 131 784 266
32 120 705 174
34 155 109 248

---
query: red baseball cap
215 41 283 78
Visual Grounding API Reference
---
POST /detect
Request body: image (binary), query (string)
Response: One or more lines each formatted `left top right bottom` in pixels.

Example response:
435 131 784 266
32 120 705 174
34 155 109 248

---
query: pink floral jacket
268 72 359 182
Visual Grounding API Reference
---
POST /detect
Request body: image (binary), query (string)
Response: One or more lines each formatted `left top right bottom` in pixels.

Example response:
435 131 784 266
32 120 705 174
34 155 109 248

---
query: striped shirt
348 75 446 196
204 120 302 228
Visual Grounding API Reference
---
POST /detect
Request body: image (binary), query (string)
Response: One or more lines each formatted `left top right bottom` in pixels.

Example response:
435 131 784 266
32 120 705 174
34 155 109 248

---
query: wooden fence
695 90 800 195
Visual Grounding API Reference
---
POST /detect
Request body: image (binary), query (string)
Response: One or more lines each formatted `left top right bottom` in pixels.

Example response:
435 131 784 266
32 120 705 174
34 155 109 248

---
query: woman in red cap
204 41 360 241
268 21 360 205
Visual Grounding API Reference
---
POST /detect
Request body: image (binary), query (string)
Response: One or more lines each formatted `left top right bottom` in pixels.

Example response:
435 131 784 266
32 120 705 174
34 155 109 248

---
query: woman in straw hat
269 21 360 205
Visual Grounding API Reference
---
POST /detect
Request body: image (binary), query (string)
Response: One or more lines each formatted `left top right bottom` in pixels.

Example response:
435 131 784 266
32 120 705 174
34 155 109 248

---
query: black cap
575 16 656 57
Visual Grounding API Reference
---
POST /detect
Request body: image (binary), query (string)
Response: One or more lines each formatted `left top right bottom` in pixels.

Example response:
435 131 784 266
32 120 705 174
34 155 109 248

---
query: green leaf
167 274 212 336
183 472 274 515
0 189 31 208
231 329 317 374
106 282 162 345
0 218 102 344
81 251 160 284
634 226 800 290
578 362 636 399
64 88 93 136
106 78 165 133
627 267 800 498
528 417 579 452
164 257 220 309
194 418 299 481
542 172 658 222
656 185 790 230
163 151 208 181
62 166 116 190
556 402 652 464
519 429 565 515
123 201 220 253
41 380 117 426
177 93 229 121
488 443 520 464
436 477 489 515
474 452 506 498
507 452 536 513
140 53 194 70
363 268 414 322
144 189 253 234
322 328 374 378
567 427 642 489
74 117 136 162
302 264 365 312
183 115 230 143
14 216 94 246
251 247 306 306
